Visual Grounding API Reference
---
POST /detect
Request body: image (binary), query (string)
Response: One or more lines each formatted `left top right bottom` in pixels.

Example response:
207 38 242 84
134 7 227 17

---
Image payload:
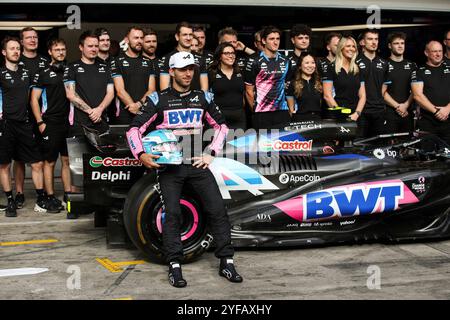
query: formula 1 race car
67 119 450 263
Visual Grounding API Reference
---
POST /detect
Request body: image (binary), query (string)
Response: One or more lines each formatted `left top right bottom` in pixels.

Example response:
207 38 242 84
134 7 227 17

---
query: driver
126 52 243 288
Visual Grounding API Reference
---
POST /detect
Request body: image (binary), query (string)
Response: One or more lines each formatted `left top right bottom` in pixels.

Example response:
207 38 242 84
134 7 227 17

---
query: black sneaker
53 196 64 211
45 196 61 214
5 199 17 218
15 193 25 209
219 258 243 283
168 262 187 288
66 211 79 220
34 196 47 213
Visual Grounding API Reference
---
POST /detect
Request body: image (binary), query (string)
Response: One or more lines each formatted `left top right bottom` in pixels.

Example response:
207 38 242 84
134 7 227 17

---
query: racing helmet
142 129 183 165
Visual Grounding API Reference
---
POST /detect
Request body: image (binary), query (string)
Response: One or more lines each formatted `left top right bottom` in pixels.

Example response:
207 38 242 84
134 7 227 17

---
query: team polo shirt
32 65 69 123
411 62 450 117
322 63 364 111
158 49 207 91
245 51 293 112
385 59 417 104
286 76 322 114
208 68 244 111
356 54 389 113
19 54 49 78
0 66 31 121
111 53 154 113
63 59 113 126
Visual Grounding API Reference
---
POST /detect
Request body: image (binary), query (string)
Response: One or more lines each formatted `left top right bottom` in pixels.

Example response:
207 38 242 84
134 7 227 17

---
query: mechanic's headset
50 61 66 73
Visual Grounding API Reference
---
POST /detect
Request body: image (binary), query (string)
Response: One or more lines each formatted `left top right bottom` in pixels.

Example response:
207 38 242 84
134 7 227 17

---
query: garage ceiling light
311 23 430 32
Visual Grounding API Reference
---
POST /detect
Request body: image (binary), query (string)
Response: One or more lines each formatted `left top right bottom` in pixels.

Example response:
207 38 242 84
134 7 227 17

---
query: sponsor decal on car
411 176 426 193
89 156 142 168
256 214 272 223
272 140 313 151
279 173 321 184
91 171 131 182
273 180 420 222
209 158 279 199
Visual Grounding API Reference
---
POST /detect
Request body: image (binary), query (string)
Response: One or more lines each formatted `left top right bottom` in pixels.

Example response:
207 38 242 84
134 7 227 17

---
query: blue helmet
142 129 183 165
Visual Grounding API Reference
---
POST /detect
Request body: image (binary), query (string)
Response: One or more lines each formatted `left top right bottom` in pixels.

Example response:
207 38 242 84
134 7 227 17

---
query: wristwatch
356 111 361 116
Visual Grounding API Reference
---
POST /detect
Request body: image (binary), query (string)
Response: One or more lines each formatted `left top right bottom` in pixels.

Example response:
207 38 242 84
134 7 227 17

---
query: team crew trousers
157 164 234 263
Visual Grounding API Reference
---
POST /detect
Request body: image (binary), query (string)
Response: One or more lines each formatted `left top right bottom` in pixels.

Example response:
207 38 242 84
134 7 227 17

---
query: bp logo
90 156 103 168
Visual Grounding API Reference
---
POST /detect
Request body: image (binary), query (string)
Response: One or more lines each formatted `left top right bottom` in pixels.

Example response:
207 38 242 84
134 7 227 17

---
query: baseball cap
169 52 198 69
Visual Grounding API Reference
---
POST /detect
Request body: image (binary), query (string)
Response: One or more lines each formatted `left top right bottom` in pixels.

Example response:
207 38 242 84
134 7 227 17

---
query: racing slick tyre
123 173 211 264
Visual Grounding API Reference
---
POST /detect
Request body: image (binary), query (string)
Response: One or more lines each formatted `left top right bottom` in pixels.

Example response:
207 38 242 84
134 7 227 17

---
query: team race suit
126 87 234 263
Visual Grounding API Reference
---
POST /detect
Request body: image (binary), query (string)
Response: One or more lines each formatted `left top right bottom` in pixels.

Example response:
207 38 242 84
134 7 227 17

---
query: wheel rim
155 199 200 241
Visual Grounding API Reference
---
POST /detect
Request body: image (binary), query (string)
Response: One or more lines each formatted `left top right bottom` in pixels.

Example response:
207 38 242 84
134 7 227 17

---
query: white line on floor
0 218 93 226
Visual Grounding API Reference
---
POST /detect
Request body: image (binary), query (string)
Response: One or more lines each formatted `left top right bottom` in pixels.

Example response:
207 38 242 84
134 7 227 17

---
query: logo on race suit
209 157 279 199
272 140 313 152
49 71 57 78
412 176 426 193
122 60 129 67
89 156 142 168
256 213 272 223
424 69 431 75
91 171 131 182
189 96 200 103
273 180 420 222
165 108 203 128
77 67 84 73
279 173 320 184
98 66 106 73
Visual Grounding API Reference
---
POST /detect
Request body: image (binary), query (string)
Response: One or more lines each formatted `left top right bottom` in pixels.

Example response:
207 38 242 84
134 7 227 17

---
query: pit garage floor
0 180 450 300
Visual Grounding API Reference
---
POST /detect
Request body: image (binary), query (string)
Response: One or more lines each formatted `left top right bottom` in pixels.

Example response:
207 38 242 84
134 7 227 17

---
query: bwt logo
305 182 404 220
166 109 203 126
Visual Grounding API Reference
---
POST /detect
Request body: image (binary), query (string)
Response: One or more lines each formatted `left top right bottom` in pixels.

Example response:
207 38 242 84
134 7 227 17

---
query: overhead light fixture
311 23 430 32
0 21 68 30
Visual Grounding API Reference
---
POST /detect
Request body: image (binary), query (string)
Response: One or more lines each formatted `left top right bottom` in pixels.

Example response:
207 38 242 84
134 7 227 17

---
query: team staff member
0 36 46 217
143 28 160 91
95 28 112 64
159 22 208 91
13 27 49 209
382 32 417 133
64 31 114 138
208 43 246 129
323 36 366 122
30 38 72 213
287 24 312 68
193 25 214 66
218 27 255 71
356 29 389 137
111 27 155 125
444 29 450 64
317 32 342 77
287 53 323 122
127 52 243 288
245 26 294 129
412 41 450 145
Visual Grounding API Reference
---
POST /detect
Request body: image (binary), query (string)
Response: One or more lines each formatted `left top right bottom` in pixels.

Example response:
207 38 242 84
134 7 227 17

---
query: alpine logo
189 96 200 103
340 126 350 133
89 156 142 168
182 54 191 59
273 180 420 222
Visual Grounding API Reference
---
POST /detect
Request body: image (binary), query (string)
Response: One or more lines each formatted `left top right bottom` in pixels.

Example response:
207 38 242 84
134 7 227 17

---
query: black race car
67 119 450 263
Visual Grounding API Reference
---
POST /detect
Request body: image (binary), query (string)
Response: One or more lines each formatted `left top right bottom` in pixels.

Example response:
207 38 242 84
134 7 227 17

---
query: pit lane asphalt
0 181 450 300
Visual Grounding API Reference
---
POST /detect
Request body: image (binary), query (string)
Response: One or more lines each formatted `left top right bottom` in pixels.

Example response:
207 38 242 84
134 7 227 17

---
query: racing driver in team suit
126 52 243 288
